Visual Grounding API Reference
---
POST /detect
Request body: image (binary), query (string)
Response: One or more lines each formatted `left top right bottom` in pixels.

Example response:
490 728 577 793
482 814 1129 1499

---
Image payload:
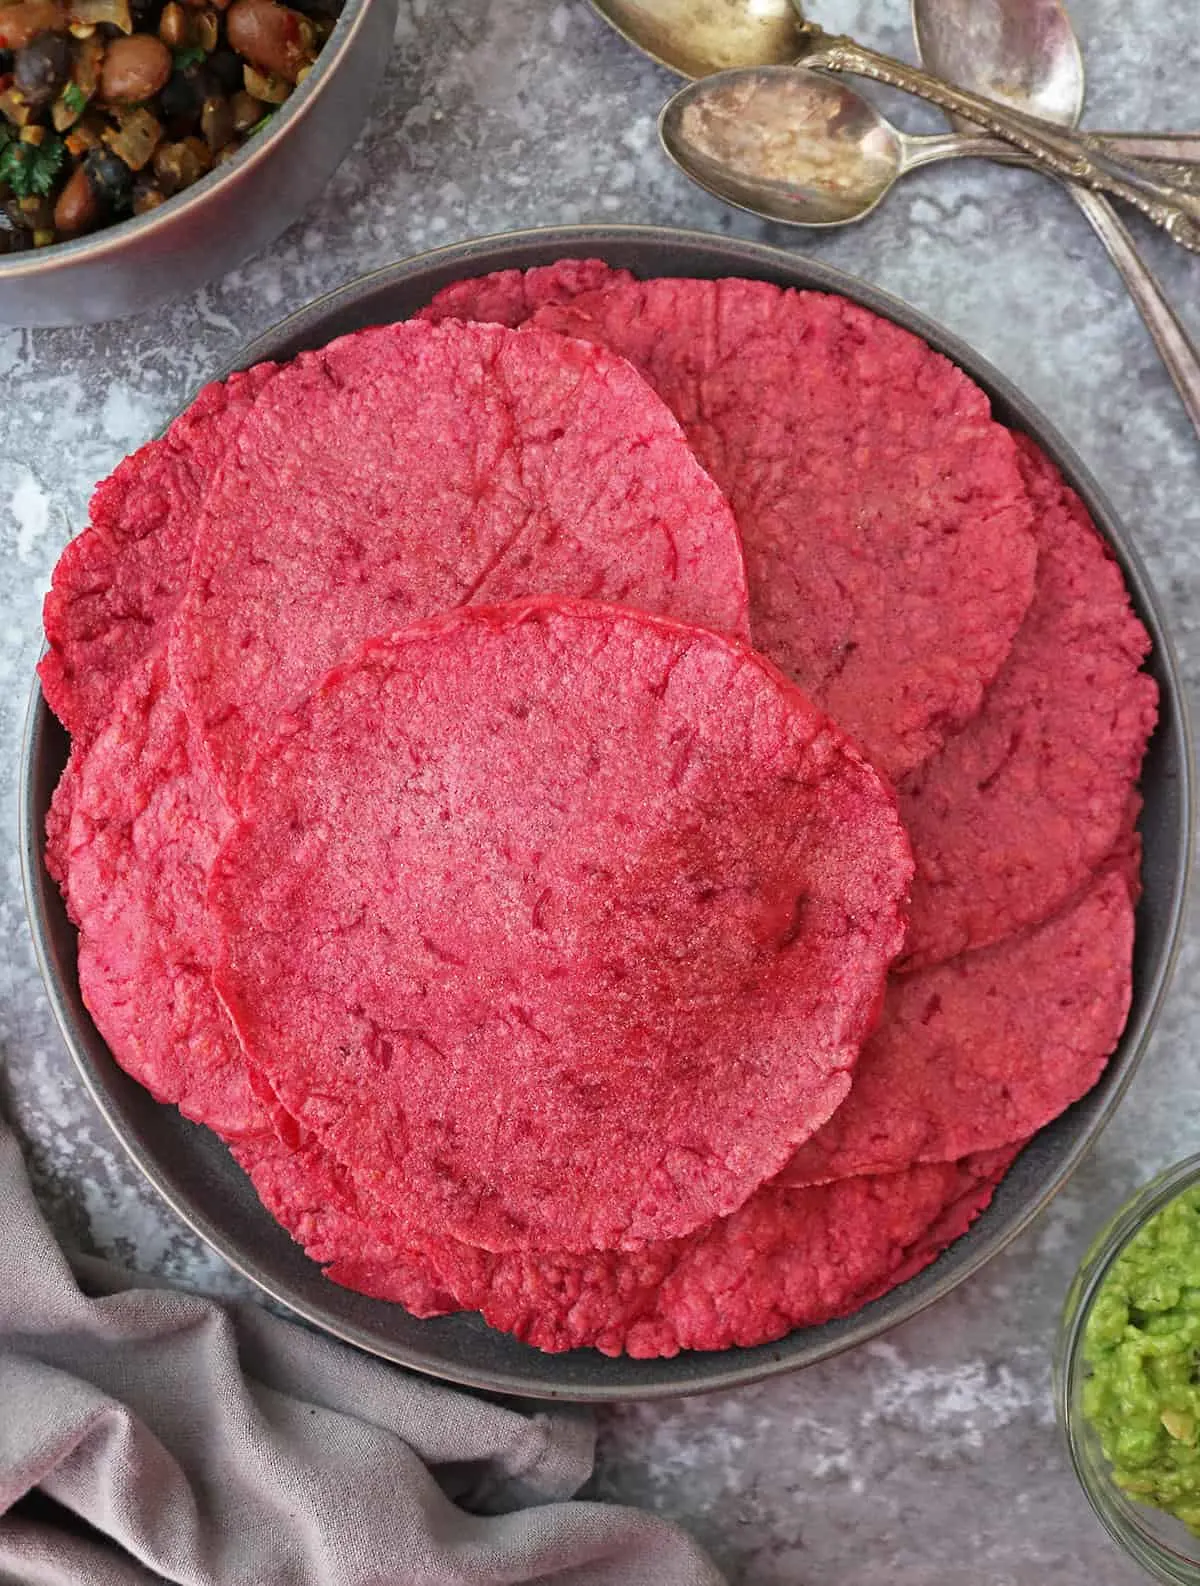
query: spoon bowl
660 67 903 225
912 0 1084 126
660 63 1200 231
588 0 798 79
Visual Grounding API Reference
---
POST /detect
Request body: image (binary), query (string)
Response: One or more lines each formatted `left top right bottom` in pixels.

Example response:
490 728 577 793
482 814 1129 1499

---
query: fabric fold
0 1122 723 1586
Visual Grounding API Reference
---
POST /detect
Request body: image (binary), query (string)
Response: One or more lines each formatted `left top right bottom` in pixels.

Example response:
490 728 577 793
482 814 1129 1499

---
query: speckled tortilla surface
211 599 912 1253
423 268 1039 780
173 316 749 790
240 1125 1018 1356
896 433 1158 969
53 649 282 1144
39 364 277 744
777 868 1135 1188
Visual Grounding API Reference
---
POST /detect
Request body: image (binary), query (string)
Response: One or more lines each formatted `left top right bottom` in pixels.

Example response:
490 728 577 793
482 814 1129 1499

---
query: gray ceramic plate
19 225 1193 1401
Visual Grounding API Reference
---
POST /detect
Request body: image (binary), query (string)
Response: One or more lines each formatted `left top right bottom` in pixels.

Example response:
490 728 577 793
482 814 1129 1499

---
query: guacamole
1083 1183 1200 1532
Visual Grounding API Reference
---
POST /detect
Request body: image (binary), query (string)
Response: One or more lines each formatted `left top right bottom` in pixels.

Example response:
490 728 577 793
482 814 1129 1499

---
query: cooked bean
0 1 63 51
100 32 170 102
13 29 71 105
158 65 205 127
205 44 241 91
152 131 208 193
226 0 309 83
194 6 217 47
52 159 98 233
157 0 186 44
83 144 133 205
228 85 261 129
199 90 232 150
131 170 163 211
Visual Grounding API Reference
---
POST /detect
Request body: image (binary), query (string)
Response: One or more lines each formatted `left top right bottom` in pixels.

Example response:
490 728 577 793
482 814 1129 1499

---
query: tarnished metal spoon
587 0 799 79
913 0 1200 437
592 0 1200 250
659 67 1200 229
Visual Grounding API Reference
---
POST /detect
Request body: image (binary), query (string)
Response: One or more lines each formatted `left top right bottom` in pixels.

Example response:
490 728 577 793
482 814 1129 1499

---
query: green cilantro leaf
0 133 67 199
172 46 208 70
62 82 88 115
248 112 275 136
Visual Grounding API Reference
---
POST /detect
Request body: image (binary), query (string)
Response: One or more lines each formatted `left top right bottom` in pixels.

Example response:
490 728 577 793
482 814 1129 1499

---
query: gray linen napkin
0 1122 724 1586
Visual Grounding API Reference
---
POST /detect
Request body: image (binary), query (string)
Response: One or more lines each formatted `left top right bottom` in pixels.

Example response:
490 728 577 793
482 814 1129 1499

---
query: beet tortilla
238 1127 1016 1356
52 651 281 1144
173 316 750 790
39 363 277 745
49 404 753 1162
896 433 1157 969
211 599 912 1254
422 267 1038 780
778 867 1134 1188
47 308 760 1192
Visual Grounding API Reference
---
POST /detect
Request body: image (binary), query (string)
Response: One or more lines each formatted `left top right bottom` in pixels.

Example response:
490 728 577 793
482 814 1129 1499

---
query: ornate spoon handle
795 25 1200 252
1087 135 1200 195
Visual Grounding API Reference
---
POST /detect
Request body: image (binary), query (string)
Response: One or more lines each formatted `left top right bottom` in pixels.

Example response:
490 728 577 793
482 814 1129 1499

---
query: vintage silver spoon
914 0 1200 437
587 0 800 79
659 68 1200 229
593 0 1200 250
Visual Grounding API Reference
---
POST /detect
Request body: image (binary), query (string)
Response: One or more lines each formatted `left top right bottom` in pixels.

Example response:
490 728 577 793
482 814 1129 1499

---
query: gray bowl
19 225 1193 1401
0 0 397 328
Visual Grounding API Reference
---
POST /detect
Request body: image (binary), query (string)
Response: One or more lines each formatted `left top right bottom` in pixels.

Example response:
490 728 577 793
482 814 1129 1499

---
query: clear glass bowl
1057 1154 1200 1583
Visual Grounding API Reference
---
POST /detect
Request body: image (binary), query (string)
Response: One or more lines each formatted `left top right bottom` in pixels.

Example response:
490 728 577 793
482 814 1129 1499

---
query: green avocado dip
1083 1183 1200 1532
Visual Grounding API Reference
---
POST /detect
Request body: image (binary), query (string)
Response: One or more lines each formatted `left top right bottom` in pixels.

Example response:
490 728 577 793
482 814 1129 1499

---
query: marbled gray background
1 1 1197 1580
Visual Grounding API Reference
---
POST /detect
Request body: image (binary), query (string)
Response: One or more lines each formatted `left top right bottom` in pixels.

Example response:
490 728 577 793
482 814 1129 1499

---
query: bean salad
0 0 343 250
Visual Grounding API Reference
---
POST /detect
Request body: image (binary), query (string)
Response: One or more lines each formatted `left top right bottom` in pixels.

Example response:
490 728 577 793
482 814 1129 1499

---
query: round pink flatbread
238 1129 1017 1356
424 269 1038 780
212 599 912 1254
54 650 282 1144
896 433 1157 969
421 257 624 328
777 866 1134 1188
173 316 749 791
39 363 277 744
48 309 754 1156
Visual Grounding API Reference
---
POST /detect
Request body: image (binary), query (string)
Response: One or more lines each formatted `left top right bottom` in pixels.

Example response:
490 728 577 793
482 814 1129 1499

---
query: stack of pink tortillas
41 263 1155 1357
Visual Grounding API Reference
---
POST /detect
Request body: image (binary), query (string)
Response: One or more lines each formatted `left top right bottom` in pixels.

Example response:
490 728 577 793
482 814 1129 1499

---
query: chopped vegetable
63 106 103 152
101 103 159 169
0 85 34 126
171 43 205 68
61 79 85 112
68 0 133 32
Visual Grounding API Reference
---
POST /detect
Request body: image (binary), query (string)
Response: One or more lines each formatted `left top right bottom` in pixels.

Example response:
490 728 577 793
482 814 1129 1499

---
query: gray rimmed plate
19 225 1193 1401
